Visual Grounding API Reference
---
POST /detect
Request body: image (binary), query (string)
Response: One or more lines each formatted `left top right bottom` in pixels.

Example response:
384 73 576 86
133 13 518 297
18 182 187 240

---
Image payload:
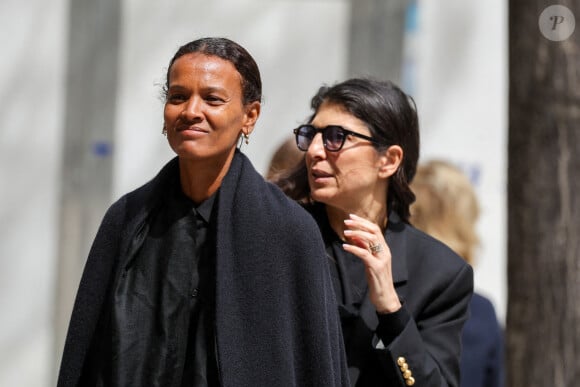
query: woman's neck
178 150 235 204
325 198 388 240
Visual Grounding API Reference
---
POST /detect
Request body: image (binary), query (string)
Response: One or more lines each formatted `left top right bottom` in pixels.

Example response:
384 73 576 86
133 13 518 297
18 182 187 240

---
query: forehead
168 52 242 91
312 102 369 132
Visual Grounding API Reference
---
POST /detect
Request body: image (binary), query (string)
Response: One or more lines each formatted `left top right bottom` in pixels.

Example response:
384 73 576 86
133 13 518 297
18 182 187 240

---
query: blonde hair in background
410 160 480 265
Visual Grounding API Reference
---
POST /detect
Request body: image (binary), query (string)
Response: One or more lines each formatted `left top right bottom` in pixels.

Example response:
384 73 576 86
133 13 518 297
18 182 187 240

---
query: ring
369 243 383 254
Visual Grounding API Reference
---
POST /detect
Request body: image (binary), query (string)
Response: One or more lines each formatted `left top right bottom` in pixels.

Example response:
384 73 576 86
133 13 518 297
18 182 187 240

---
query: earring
243 133 250 145
162 126 167 137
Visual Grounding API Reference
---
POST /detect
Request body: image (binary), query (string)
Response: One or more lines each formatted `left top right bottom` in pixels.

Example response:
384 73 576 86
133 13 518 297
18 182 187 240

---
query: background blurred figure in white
410 160 504 387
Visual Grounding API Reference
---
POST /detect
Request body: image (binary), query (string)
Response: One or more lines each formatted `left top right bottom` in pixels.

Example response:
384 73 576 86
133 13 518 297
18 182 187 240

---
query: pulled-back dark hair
274 78 420 223
163 37 262 105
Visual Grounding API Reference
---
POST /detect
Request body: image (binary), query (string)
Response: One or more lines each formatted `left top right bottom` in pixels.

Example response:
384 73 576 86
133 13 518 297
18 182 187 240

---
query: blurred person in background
266 136 304 182
274 78 473 387
57 37 349 387
410 160 504 387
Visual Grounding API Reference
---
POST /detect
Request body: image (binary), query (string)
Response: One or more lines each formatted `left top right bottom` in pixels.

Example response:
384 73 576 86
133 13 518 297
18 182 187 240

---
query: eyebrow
167 84 230 95
203 86 229 94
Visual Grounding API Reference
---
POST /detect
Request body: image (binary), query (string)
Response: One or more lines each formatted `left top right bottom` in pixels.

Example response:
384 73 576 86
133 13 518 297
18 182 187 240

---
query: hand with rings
369 242 384 254
342 213 401 314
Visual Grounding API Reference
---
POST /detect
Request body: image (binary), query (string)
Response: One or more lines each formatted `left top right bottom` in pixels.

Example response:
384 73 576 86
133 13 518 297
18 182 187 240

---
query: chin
310 190 336 206
172 148 206 161
171 140 213 159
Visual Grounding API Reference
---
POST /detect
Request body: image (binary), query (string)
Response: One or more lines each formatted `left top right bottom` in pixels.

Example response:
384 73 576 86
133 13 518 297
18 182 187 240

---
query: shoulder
107 158 178 223
100 181 153 229
258 180 321 233
391 222 474 311
399 222 471 276
229 153 323 247
469 292 499 321
235 151 315 227
463 292 503 345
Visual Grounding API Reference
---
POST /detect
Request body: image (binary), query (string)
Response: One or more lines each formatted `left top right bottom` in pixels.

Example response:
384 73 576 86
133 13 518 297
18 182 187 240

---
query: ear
378 145 403 179
242 101 261 136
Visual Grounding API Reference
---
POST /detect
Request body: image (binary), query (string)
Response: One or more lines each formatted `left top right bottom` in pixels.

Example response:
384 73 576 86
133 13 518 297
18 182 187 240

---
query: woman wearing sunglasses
274 78 473 387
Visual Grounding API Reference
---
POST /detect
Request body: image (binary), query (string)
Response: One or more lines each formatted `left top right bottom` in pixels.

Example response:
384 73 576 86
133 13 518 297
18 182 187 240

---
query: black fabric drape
57 150 350 387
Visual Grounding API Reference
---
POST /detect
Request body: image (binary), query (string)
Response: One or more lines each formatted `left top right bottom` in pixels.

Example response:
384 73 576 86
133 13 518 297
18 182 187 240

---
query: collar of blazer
385 211 409 288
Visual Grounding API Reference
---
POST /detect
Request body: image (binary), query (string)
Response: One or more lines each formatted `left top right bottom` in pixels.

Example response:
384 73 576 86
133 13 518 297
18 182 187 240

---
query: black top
104 180 219 386
179 190 219 387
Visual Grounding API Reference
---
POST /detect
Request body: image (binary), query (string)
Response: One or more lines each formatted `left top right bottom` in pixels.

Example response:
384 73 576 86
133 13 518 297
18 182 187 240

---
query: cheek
163 106 177 125
211 121 243 149
335 160 378 184
209 107 243 129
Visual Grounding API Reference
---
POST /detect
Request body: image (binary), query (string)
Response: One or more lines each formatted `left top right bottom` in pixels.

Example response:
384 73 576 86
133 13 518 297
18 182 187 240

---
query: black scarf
57 150 350 387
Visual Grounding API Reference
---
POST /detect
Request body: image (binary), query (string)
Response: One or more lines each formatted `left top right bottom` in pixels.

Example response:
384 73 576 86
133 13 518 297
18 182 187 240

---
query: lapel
359 211 409 330
386 212 409 295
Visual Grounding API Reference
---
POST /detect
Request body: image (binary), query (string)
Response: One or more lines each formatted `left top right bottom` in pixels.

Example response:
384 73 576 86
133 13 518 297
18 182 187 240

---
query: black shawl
57 150 349 386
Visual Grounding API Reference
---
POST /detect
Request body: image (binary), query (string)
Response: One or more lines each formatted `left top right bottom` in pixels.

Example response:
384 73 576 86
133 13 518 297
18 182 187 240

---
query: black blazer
310 206 473 387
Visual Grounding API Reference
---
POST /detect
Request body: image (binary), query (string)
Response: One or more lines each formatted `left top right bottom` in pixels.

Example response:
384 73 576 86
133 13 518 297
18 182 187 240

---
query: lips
177 125 208 133
311 168 333 179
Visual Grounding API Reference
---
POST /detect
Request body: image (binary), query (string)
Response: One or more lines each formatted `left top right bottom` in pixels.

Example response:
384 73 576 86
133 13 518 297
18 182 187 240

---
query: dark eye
299 127 315 139
205 95 225 105
327 127 345 141
167 93 186 103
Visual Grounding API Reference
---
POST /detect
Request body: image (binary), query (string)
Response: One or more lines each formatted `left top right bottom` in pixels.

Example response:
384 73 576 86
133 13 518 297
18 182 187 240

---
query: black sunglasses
293 124 379 152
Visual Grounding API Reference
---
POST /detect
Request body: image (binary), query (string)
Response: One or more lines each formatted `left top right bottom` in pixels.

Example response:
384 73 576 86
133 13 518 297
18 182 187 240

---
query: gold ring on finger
369 243 383 254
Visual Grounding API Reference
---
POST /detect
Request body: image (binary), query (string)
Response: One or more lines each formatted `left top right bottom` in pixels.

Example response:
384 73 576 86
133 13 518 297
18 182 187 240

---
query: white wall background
0 1 507 386
412 0 508 323
0 0 67 386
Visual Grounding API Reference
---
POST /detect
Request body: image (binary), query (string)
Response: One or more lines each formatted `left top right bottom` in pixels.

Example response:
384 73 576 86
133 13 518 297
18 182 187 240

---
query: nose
180 97 203 122
307 132 326 160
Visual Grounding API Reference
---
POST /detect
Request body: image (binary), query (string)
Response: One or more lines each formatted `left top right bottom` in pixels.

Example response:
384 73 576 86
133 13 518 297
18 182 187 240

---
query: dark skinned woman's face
163 52 259 163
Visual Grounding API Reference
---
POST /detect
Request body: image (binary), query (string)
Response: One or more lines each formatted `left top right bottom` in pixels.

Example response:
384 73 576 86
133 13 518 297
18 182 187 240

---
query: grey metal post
53 0 120 380
348 0 409 84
